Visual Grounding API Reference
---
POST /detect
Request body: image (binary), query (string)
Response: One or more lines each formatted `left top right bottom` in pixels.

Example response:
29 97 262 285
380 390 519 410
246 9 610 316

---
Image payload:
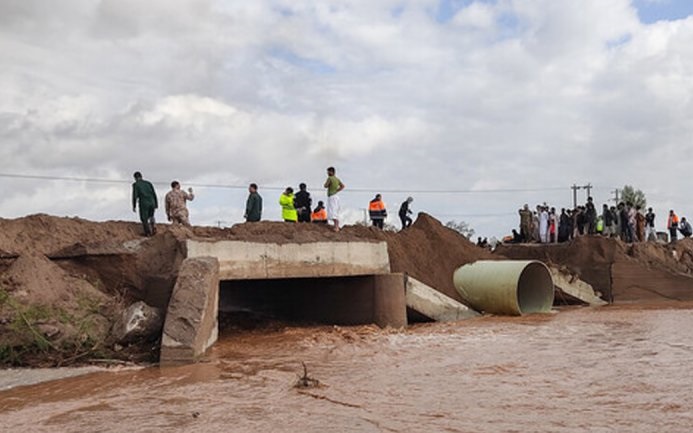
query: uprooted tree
620 185 647 209
445 220 475 239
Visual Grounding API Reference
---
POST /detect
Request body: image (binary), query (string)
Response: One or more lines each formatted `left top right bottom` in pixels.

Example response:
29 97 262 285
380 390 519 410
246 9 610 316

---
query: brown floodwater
2 305 693 432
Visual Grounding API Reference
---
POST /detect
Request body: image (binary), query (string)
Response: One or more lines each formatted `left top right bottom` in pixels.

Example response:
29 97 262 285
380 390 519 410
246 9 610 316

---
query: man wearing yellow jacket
279 187 298 222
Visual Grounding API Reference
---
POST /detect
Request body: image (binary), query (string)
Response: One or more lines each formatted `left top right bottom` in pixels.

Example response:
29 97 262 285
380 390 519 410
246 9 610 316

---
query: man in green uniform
244 183 263 222
132 171 158 236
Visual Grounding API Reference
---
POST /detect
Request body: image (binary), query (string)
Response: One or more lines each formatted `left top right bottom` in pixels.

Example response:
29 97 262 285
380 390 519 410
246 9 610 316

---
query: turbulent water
2 305 693 432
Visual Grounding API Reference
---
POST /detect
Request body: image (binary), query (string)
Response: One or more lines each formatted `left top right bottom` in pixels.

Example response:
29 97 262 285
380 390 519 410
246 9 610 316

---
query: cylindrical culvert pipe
453 260 554 316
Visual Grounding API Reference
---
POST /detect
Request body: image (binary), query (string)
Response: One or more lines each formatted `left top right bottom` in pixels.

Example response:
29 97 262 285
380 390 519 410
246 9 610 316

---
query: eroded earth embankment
0 213 488 366
2 212 691 367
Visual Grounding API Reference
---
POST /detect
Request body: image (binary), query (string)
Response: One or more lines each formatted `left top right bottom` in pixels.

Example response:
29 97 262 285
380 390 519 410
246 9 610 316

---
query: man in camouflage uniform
132 171 158 236
518 204 532 243
165 180 195 226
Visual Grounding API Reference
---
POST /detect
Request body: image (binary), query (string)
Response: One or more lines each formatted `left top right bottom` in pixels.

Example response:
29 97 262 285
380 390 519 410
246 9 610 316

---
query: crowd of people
510 197 691 245
131 167 417 236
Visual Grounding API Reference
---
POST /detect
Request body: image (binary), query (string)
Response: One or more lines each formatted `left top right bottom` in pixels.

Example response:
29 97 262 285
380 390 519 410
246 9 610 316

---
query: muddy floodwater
2 305 693 432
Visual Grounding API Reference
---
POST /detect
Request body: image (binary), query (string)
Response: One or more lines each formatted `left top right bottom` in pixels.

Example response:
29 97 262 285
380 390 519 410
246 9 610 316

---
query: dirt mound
0 215 193 366
496 236 693 303
0 214 142 256
193 220 382 244
0 254 115 366
373 213 492 302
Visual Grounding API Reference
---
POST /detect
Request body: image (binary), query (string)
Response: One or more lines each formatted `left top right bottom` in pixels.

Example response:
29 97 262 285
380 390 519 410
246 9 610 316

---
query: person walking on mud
132 171 158 236
399 197 414 230
324 167 345 232
165 181 194 226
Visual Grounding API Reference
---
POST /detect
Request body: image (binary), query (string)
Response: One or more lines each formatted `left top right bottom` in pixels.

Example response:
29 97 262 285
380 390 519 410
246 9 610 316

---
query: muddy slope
496 236 693 302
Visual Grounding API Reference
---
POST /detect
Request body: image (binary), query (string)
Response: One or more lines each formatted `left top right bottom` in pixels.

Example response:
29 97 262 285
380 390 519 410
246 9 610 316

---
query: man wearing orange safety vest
368 194 387 229
668 209 679 243
311 201 328 224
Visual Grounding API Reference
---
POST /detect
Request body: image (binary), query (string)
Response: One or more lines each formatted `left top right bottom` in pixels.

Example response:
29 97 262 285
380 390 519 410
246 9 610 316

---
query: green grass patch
0 286 112 367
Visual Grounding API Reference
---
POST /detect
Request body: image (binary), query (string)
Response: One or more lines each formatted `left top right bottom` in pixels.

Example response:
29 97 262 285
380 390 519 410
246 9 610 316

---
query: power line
435 212 517 218
0 172 583 195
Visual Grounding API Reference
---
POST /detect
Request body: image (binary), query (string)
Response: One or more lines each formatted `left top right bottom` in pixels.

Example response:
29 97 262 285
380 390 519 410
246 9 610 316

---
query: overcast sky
2 0 693 238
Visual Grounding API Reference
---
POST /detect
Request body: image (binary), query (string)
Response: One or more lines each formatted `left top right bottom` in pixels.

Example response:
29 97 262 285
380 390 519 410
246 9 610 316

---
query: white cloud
1 0 693 236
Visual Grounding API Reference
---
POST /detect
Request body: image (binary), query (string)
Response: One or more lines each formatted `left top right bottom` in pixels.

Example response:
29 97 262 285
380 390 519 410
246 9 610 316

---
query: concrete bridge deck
185 239 391 280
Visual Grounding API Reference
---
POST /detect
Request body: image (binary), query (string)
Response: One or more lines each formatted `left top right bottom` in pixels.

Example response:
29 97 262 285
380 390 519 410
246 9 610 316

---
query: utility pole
611 188 620 203
571 184 581 209
583 183 593 200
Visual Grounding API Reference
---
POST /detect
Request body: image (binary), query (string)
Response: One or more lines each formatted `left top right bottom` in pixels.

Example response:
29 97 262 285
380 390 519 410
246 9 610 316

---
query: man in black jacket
294 183 312 223
680 217 692 238
645 207 656 241
399 197 414 230
585 197 597 235
602 204 614 237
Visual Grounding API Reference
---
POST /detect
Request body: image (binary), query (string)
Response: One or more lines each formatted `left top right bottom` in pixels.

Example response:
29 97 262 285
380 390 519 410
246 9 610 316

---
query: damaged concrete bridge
161 239 470 365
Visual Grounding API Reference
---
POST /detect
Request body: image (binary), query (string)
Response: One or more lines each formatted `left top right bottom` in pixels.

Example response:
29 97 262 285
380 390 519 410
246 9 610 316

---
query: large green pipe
453 260 554 316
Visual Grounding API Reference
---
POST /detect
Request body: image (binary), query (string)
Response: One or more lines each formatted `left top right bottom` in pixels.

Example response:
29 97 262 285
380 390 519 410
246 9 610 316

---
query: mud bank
496 236 693 302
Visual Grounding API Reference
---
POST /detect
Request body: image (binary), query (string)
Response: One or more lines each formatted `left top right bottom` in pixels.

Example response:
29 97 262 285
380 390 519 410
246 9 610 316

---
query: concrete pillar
160 257 220 366
372 273 408 328
405 276 479 322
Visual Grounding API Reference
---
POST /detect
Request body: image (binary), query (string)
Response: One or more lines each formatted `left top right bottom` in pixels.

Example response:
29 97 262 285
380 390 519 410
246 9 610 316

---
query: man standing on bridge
294 183 312 223
324 167 345 232
244 183 263 222
279 187 298 222
368 194 387 229
132 171 158 236
165 181 194 226
312 201 328 223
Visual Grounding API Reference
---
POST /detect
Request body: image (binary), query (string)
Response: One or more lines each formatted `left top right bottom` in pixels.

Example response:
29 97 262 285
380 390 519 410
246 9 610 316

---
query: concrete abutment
160 256 220 366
